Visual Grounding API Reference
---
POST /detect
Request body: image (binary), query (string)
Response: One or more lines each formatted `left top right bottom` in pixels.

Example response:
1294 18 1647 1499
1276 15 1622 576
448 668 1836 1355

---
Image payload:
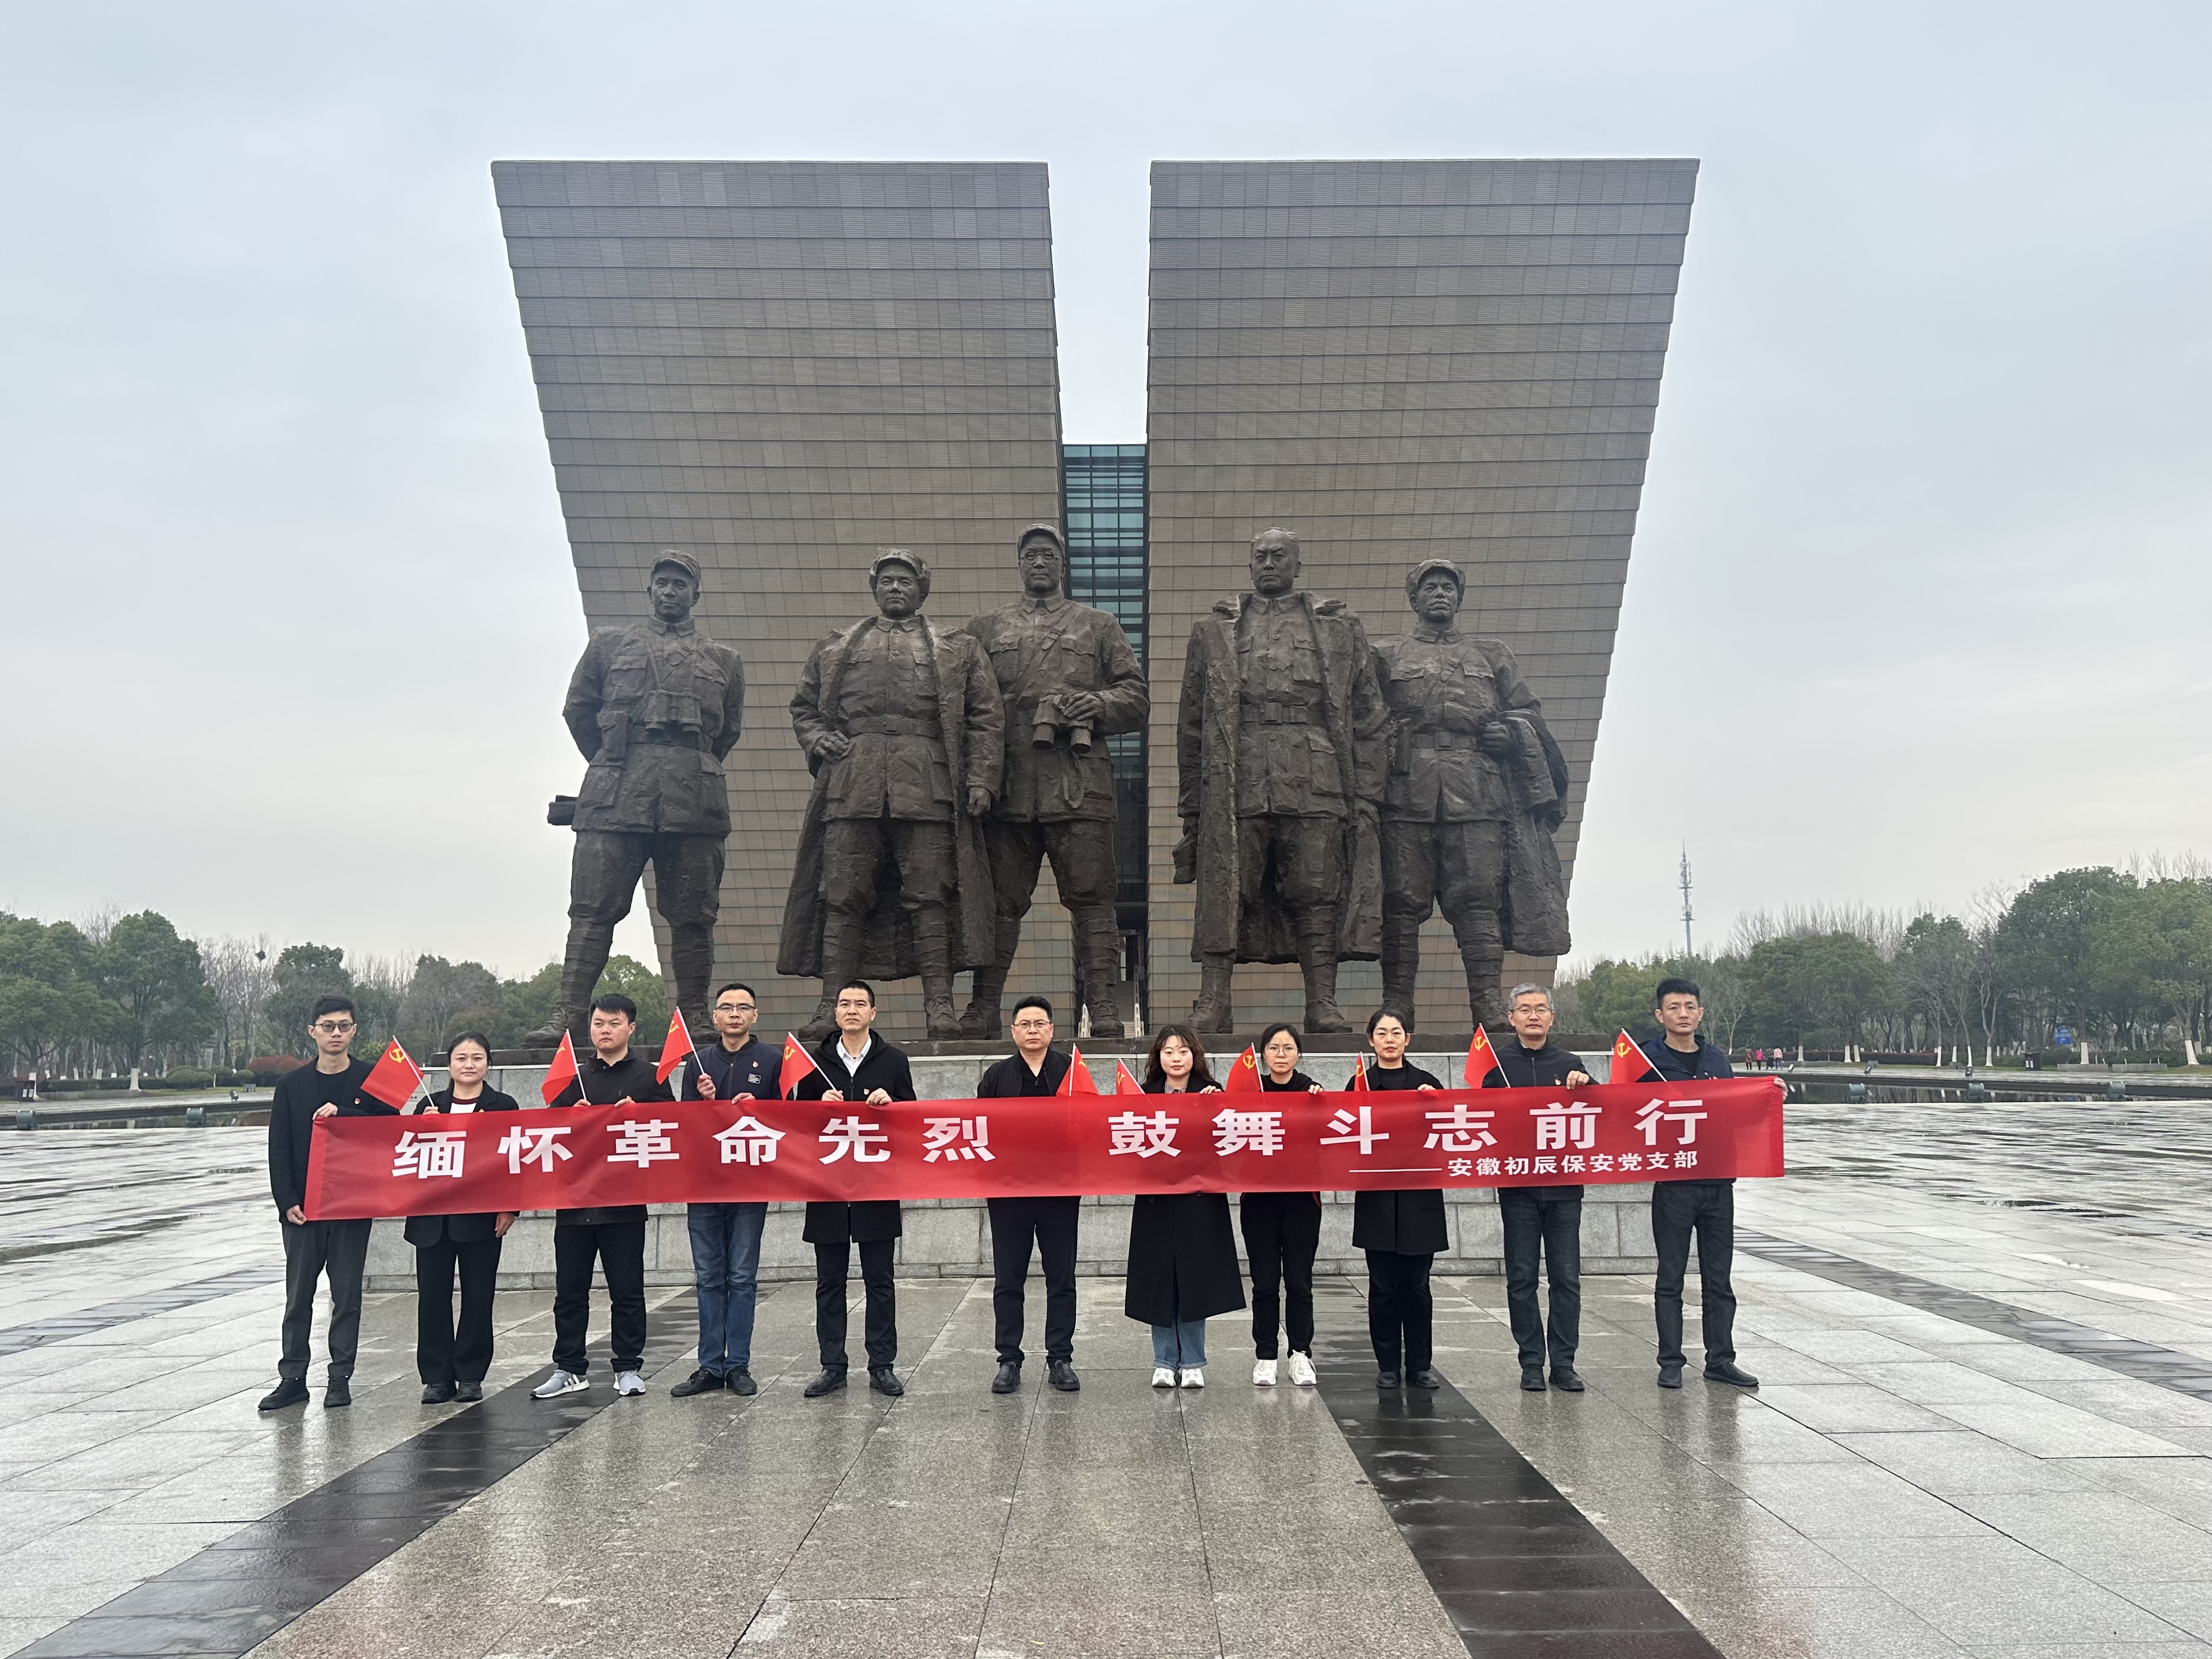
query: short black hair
1366 1005 1411 1039
1654 977 1702 1007
308 994 356 1024
446 1030 492 1059
1011 994 1053 1021
837 978 875 1005
1257 1021 1301 1054
590 992 639 1022
713 982 757 1004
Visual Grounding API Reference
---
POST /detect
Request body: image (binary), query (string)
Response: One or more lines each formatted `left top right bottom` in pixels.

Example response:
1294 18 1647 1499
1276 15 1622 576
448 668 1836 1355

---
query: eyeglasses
312 1021 356 1035
717 1003 757 1014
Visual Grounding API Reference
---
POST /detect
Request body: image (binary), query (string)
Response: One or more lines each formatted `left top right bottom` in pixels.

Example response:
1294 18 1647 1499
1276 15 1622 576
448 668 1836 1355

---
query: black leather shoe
1407 1369 1441 1390
991 1361 1022 1395
1047 1359 1081 1392
421 1381 457 1404
803 1368 848 1398
868 1367 904 1397
323 1377 352 1409
670 1368 722 1398
1550 1368 1586 1392
258 1379 308 1412
454 1380 483 1402
1704 1361 1760 1389
1376 1369 1401 1390
1658 1362 1684 1390
728 1369 756 1396
1521 1367 1547 1392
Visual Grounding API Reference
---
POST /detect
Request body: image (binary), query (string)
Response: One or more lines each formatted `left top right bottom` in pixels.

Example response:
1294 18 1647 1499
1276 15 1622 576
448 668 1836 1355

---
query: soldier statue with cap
528 549 746 1044
1372 556 1572 1029
778 550 1003 1040
957 523 1149 1039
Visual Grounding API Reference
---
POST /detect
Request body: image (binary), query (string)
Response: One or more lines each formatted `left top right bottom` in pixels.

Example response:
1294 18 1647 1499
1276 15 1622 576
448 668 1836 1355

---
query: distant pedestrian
976 995 1082 1396
407 1032 517 1405
1129 1026 1243 1388
672 982 776 1399
1349 1008 1445 1390
260 995 398 1412
1243 1022 1323 1388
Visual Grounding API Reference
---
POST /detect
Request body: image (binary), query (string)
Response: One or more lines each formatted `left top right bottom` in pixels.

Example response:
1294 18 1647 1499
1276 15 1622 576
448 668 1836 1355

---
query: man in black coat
532 993 672 1402
260 995 398 1412
1638 978 1758 1392
1484 985 1594 1394
789 979 908 1398
975 995 1081 1396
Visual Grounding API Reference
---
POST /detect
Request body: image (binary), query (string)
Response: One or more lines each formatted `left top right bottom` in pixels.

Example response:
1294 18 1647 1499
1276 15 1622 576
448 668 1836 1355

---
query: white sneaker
532 1369 587 1399
1286 1351 1318 1387
614 1370 645 1396
1179 1367 1205 1389
1151 1366 1177 1388
1253 1359 1278 1386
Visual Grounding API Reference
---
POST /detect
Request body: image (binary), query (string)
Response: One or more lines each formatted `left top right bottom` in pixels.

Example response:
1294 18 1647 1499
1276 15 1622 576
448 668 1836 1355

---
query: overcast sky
3 1 2207 979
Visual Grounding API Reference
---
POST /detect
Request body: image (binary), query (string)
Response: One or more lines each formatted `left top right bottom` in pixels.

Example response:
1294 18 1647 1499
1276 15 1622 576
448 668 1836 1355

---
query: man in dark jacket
1484 985 1593 1392
260 995 397 1412
672 981 778 1399
975 995 1081 1395
789 980 909 1398
532 993 672 1402
1637 978 1758 1392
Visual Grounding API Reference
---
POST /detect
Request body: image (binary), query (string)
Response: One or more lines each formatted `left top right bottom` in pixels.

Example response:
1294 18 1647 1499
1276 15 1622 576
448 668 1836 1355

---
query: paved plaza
3 1102 2212 1658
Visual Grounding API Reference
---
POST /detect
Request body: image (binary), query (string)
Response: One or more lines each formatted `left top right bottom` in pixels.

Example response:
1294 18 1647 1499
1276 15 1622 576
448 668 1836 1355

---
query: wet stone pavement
0 1101 2210 1658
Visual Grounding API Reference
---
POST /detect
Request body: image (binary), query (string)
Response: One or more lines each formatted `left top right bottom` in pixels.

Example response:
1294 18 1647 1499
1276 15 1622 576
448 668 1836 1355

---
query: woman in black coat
1244 1022 1325 1388
407 1032 518 1404
1126 1024 1244 1389
1347 1008 1446 1392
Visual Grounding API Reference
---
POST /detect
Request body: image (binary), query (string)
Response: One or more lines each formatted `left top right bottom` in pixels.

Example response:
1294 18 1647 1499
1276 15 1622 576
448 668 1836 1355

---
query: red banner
302 1079 1784 1220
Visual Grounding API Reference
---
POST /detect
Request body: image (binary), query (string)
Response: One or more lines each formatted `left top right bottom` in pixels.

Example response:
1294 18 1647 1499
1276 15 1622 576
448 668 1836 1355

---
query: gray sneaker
532 1369 589 1399
614 1370 645 1397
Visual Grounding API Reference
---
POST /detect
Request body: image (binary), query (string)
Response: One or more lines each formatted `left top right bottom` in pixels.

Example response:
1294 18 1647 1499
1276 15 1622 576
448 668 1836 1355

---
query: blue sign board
2054 1026 2074 1046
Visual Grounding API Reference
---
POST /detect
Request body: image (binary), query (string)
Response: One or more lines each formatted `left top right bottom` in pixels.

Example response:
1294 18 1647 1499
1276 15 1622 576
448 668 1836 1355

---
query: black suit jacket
268 1059 393 1218
793 1033 912 1243
404 1087 520 1246
1347 1061 1451 1255
1483 1041 1587 1201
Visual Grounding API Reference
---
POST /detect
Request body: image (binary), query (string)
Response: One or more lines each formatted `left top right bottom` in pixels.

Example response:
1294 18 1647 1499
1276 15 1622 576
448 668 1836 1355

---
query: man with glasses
974 995 1082 1395
260 996 397 1411
672 982 776 1398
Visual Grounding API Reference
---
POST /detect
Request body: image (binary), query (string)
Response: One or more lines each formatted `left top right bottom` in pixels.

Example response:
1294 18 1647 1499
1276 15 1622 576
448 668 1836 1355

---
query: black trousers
1497 1189 1582 1370
987 1196 1079 1364
1240 1192 1320 1359
552 1220 648 1374
416 1236 502 1385
1652 1180 1737 1366
1365 1248 1434 1373
815 1239 897 1370
279 1218 372 1381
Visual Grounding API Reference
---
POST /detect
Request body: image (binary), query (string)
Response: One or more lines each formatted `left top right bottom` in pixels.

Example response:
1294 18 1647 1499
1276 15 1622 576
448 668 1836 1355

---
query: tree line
0 910 668 1085
1555 863 2212 1064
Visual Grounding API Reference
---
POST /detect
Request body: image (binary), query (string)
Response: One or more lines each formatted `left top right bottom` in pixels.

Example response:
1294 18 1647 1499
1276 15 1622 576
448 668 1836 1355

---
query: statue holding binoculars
957 523 1149 1039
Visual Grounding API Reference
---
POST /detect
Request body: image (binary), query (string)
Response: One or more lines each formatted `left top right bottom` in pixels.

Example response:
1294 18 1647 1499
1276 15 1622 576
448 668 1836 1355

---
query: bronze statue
530 550 745 1044
1373 557 1572 1028
777 551 1002 1040
1174 529 1388 1034
958 524 1149 1039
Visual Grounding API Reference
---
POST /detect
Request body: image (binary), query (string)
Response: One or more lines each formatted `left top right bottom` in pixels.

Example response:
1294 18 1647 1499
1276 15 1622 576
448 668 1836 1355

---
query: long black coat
404 1087 520 1247
793 1033 911 1243
1123 1083 1246 1325
1348 1061 1451 1255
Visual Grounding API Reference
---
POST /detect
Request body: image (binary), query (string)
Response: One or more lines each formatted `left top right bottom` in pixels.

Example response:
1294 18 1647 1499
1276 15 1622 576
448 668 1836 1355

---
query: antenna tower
1679 847 1695 958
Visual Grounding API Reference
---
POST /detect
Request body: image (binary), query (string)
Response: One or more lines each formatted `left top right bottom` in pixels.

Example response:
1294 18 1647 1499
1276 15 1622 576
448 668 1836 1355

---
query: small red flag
361 1038 425 1110
1612 1029 1658 1084
540 1029 580 1105
1223 1045 1263 1093
656 1007 697 1084
1114 1059 1145 1095
779 1032 824 1100
1347 1052 1370 1091
1058 1047 1100 1096
1464 1025 1501 1087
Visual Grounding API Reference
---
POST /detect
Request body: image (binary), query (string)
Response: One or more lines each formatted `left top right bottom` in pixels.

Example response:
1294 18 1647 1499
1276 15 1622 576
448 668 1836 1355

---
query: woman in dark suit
408 1032 517 1403
1245 1022 1325 1388
1347 1008 1445 1392
1126 1024 1244 1389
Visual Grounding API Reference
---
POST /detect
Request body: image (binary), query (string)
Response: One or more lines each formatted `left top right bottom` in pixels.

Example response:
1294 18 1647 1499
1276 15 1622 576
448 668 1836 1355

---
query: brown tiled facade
493 161 1067 1036
1143 160 1698 1033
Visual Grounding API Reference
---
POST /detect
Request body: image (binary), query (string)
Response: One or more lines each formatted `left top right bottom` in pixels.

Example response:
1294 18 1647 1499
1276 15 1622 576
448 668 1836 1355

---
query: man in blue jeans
672 981 778 1398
